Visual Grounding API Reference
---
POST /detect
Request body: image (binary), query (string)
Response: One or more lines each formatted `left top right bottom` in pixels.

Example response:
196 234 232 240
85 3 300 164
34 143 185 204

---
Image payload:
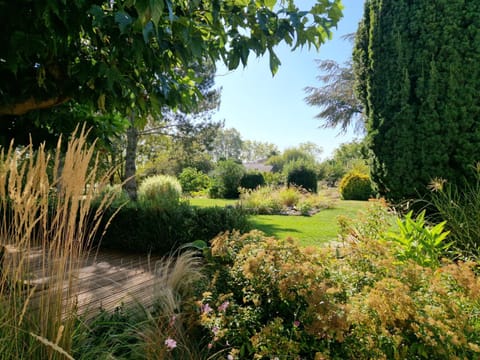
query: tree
241 140 279 163
354 0 480 202
1 0 343 117
304 34 364 134
210 128 244 162
318 139 367 186
210 159 245 199
1 0 343 198
136 61 221 178
267 146 317 173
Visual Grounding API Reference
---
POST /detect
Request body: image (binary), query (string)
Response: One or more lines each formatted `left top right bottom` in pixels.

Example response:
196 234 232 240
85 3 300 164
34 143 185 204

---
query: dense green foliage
354 0 480 202
1 0 343 118
318 139 367 186
178 167 212 194
240 172 265 190
209 160 246 199
285 160 318 193
199 228 480 359
339 170 372 200
93 202 250 253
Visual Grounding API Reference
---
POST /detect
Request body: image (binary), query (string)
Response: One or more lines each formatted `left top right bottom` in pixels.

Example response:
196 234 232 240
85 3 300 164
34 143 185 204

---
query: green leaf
264 0 276 10
115 11 133 34
149 0 164 24
228 52 240 70
89 5 104 27
268 48 281 75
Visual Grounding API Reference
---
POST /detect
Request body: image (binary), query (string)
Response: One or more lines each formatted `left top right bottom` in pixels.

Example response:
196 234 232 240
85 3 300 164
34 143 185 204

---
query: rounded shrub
285 160 318 193
339 171 373 200
240 172 265 190
178 167 211 194
138 175 182 210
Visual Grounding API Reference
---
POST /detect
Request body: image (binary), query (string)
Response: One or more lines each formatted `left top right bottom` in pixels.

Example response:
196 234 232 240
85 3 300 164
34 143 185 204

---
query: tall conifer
354 0 480 201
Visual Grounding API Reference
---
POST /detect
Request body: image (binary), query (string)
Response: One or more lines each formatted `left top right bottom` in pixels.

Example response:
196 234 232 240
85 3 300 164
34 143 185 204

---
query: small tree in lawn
210 160 246 199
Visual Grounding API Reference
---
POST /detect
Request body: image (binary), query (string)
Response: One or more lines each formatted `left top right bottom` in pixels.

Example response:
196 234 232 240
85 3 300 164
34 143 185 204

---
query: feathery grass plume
0 126 117 359
136 251 208 360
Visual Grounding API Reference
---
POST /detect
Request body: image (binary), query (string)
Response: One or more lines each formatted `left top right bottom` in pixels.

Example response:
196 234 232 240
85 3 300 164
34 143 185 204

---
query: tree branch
0 96 71 116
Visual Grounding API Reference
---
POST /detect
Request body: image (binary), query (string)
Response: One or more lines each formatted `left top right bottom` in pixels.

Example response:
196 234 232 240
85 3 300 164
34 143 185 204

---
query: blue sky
212 0 365 160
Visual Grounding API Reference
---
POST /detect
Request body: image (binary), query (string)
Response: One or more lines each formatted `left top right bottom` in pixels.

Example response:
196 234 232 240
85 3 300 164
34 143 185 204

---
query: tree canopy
304 59 363 134
1 0 343 120
354 0 480 202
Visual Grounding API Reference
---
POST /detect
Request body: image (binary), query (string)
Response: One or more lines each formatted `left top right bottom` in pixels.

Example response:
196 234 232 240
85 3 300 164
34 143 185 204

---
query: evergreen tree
354 0 480 202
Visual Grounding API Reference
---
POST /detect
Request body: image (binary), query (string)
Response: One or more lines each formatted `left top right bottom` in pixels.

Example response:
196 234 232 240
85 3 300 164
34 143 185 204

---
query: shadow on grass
248 219 300 237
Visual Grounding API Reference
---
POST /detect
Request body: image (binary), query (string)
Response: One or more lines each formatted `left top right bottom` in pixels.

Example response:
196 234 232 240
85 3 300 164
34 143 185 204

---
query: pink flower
218 301 230 312
227 355 234 360
201 303 213 314
293 320 300 328
212 326 220 335
165 337 177 350
208 342 213 349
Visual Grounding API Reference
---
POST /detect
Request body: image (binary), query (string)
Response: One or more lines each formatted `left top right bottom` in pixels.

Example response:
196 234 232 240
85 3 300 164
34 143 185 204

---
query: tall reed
0 127 115 359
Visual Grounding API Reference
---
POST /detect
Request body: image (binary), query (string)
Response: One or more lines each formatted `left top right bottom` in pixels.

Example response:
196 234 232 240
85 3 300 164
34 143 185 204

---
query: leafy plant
427 174 480 259
200 230 480 359
339 170 372 200
178 167 211 195
387 210 452 268
210 160 245 199
93 202 251 254
240 172 265 190
284 159 318 193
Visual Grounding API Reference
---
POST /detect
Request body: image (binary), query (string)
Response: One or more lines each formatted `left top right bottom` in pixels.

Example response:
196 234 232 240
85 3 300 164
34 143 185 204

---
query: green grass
188 196 369 247
249 201 369 246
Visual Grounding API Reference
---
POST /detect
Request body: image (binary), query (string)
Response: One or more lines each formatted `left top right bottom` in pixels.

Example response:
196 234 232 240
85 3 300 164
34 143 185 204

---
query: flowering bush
198 230 480 359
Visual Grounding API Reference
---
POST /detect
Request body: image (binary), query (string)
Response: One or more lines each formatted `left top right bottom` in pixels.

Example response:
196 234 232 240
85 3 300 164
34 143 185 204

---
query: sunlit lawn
249 201 369 247
187 196 370 247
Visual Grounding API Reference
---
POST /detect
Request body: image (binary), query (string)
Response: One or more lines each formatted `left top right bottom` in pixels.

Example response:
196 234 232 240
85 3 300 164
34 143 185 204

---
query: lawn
249 200 369 246
187 196 370 247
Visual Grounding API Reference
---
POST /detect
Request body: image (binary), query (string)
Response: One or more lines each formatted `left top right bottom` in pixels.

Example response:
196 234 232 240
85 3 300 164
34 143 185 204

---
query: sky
212 0 365 160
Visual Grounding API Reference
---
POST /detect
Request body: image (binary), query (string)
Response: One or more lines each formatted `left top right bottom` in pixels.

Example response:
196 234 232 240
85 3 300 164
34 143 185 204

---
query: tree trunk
124 114 138 201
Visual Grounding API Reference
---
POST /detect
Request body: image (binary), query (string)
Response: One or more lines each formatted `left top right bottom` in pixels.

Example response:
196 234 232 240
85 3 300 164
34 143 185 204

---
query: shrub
239 185 283 214
210 160 245 199
239 172 265 190
138 175 182 210
339 171 373 200
178 167 211 195
387 210 452 268
263 171 284 186
92 202 250 254
240 185 334 215
278 186 301 207
199 230 480 359
284 160 318 193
